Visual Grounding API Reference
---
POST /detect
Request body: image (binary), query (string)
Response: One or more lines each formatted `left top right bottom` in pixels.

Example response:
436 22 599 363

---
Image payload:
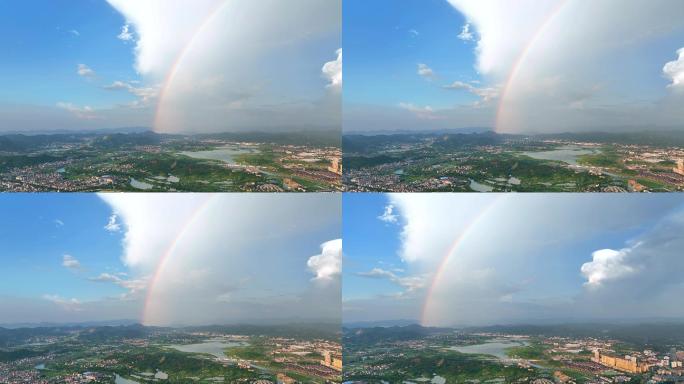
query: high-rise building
328 158 342 175
321 350 343 372
673 159 684 176
593 350 650 374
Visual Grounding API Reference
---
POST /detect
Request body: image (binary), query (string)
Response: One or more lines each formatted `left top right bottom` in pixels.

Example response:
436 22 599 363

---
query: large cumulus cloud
108 0 341 134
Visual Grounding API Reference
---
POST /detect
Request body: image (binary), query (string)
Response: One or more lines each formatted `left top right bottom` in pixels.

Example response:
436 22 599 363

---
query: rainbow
420 195 507 326
141 195 217 325
153 0 230 133
494 0 573 133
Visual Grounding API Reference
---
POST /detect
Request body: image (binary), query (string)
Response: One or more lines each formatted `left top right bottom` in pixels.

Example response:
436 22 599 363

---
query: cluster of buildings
278 146 342 184
673 159 684 176
0 363 48 384
321 350 343 371
328 157 342 176
0 159 131 192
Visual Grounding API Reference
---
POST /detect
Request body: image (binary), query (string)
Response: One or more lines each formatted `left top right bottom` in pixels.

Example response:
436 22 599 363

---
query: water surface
521 145 598 166
115 374 141 384
129 178 153 190
469 179 494 192
180 146 258 166
449 339 528 360
167 340 248 358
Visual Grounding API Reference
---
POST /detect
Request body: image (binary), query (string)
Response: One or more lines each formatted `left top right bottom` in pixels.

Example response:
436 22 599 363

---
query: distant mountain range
343 129 684 154
468 322 684 347
343 324 451 344
0 319 139 329
0 129 341 152
0 127 151 135
342 321 684 348
343 319 419 328
0 321 340 348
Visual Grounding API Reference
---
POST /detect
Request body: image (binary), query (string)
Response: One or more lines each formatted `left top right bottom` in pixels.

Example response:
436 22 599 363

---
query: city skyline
0 194 341 326
344 0 684 133
0 0 341 134
343 193 684 326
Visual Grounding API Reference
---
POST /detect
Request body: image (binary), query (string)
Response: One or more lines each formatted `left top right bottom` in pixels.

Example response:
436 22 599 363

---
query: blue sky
343 193 684 326
0 0 138 108
0 194 127 302
343 194 405 300
344 0 479 108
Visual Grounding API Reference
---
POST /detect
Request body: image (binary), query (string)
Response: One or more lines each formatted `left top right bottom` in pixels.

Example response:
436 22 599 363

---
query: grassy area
347 349 536 383
506 343 546 360
577 149 621 168
224 344 271 361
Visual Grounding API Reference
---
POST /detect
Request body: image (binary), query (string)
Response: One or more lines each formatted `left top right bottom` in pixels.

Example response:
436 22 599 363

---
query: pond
115 374 140 384
180 146 259 166
166 339 248 359
129 178 153 190
521 145 598 166
449 339 529 360
469 179 494 192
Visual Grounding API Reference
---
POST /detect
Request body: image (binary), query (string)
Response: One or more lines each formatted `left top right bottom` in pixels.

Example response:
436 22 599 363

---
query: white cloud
54 219 64 227
88 273 148 299
62 254 81 271
106 0 222 76
322 48 342 91
104 214 121 232
417 63 435 79
446 0 684 133
378 204 398 224
117 24 134 41
106 82 160 108
97 193 341 326
664 47 684 89
443 80 500 105
581 247 638 287
446 0 560 77
409 29 420 37
398 102 442 120
104 81 160 107
457 23 474 41
70 29 80 37
107 0 341 133
88 272 121 283
42 295 83 312
76 63 95 78
357 267 428 296
56 102 100 120
307 239 342 282
97 194 209 270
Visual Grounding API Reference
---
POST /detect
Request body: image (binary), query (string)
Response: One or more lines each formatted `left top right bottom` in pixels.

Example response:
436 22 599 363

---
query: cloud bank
447 0 684 133
307 239 343 282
